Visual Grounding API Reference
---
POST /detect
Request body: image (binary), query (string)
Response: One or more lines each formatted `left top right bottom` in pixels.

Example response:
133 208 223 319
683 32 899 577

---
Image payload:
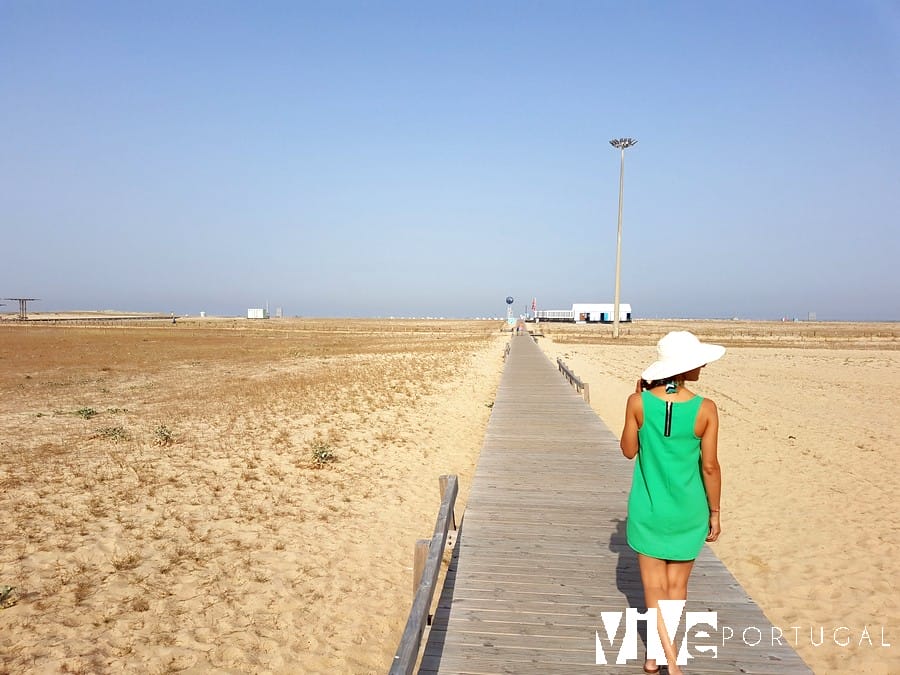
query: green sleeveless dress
626 392 710 561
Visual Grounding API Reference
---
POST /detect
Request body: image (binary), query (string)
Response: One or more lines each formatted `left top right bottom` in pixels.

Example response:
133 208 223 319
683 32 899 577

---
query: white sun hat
641 331 726 382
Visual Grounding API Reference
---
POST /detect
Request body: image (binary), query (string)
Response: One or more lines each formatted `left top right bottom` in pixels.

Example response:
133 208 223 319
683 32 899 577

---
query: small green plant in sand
0 585 17 609
154 424 175 446
93 426 129 442
311 441 336 466
76 407 97 419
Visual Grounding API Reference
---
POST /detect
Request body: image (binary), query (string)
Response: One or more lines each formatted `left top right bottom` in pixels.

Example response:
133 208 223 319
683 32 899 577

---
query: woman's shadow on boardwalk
608 518 650 652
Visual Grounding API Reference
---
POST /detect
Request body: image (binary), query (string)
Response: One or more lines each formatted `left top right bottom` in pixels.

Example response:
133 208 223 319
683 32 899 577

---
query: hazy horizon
2 2 898 322
4 305 899 324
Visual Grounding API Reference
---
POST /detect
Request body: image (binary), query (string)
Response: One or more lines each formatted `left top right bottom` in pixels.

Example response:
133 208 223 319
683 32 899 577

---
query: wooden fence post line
413 539 429 597
557 358 590 403
391 474 459 674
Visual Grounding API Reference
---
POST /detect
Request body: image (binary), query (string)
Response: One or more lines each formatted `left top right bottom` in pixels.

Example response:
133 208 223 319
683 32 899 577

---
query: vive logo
595 600 718 666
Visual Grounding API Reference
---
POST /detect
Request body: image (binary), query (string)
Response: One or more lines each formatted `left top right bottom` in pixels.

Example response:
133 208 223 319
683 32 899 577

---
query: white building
535 303 632 323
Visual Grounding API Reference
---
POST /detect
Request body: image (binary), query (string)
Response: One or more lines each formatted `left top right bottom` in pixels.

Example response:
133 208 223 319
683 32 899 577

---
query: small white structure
536 308 575 321
536 303 632 323
247 308 268 319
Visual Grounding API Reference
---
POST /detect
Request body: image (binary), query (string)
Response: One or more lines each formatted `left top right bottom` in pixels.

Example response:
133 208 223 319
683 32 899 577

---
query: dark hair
641 377 678 391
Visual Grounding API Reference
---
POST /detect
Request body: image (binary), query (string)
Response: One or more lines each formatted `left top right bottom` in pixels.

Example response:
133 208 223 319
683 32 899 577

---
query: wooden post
582 382 590 404
391 475 458 673
413 539 429 597
439 475 458 530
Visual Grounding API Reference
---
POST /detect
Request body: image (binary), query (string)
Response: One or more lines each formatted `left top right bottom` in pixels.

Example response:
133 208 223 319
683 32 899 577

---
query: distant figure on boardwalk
620 331 725 674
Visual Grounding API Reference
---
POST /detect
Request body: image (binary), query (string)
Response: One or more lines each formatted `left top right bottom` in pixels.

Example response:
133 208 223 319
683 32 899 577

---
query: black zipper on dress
664 401 673 437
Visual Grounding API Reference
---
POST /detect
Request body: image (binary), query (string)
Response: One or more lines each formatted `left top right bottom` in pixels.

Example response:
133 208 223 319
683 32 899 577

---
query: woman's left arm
699 398 722 541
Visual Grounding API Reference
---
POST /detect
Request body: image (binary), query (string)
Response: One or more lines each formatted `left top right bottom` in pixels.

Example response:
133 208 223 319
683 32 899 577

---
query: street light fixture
609 137 637 338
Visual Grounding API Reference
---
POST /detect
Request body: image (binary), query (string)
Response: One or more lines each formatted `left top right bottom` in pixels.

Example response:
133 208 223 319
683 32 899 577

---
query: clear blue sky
2 1 898 320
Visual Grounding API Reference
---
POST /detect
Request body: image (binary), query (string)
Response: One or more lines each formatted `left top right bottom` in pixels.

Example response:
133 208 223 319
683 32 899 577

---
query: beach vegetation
153 424 174 446
111 550 141 571
311 441 336 466
0 585 17 609
93 426 129 442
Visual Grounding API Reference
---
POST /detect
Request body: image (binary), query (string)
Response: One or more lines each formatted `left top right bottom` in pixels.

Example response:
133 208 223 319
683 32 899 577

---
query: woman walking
620 331 725 674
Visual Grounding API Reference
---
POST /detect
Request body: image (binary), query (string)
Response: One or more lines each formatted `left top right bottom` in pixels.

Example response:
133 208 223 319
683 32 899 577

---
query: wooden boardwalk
419 334 811 674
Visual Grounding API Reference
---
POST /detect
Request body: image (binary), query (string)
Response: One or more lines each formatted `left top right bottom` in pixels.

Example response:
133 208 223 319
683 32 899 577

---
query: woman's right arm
620 392 642 459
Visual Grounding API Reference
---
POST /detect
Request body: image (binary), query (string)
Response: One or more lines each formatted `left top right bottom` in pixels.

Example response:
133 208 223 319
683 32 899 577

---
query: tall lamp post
609 137 637 338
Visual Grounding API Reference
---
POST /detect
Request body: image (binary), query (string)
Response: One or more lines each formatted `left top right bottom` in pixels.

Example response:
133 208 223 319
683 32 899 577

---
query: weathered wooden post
412 539 429 596
438 474 457 531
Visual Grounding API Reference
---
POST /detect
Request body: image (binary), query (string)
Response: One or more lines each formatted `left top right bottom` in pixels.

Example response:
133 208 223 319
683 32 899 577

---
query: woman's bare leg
666 560 694 602
638 555 694 674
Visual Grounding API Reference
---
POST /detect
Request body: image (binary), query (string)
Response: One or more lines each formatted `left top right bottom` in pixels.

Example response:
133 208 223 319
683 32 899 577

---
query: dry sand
2 316 898 674
537 319 900 675
0 318 506 674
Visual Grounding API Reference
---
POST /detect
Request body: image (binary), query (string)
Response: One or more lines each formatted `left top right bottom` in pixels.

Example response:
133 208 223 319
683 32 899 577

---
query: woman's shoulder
674 387 709 407
698 397 718 416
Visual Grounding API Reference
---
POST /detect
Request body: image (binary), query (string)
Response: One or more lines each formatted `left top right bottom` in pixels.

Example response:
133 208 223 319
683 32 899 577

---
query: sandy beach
536 319 900 675
0 318 505 673
1 316 898 674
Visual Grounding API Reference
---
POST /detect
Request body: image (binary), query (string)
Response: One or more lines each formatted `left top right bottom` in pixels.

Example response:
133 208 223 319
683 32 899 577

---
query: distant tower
506 296 515 325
